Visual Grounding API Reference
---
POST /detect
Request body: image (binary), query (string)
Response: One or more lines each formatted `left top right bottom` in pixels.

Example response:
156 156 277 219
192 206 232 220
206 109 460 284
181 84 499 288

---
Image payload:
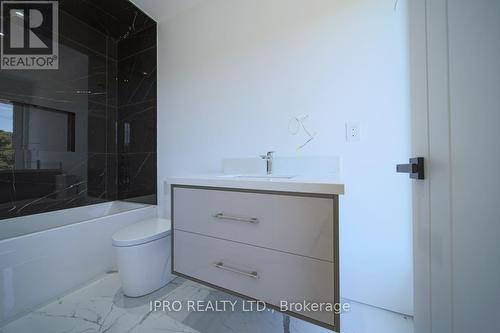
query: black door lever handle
397 157 425 180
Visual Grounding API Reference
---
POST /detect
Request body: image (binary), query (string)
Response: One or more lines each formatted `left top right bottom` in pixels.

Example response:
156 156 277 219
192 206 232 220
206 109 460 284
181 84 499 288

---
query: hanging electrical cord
288 114 316 150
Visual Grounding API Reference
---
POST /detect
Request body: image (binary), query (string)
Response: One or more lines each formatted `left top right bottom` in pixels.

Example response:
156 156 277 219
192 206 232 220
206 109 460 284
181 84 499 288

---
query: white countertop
167 175 344 195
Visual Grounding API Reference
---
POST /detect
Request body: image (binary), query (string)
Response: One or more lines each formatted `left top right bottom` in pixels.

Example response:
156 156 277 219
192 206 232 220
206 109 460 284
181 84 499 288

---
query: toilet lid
112 218 171 247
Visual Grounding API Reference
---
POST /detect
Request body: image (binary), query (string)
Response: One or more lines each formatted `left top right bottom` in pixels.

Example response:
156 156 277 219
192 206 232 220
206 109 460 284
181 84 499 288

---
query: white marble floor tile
0 272 412 333
0 273 199 333
180 289 285 333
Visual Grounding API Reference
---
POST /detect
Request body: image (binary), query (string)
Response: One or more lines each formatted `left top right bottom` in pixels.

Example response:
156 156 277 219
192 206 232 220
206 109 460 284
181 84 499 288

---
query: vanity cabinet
171 184 340 331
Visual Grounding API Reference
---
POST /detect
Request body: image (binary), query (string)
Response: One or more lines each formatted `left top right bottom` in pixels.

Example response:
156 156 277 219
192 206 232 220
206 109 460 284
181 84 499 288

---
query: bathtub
0 201 157 324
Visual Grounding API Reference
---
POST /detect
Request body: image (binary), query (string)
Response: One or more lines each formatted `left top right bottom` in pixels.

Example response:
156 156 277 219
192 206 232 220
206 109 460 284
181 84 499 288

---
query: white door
410 0 500 332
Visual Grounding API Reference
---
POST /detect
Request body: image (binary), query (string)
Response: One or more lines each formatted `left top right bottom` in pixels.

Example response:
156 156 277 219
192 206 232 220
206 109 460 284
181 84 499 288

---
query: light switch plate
346 122 360 142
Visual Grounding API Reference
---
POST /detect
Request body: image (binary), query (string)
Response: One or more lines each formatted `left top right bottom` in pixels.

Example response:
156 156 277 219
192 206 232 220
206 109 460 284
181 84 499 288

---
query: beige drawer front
173 186 336 262
173 230 337 327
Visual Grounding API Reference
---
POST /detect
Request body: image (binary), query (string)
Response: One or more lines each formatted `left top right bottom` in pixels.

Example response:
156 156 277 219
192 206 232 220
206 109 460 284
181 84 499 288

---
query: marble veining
0 0 157 220
0 273 330 333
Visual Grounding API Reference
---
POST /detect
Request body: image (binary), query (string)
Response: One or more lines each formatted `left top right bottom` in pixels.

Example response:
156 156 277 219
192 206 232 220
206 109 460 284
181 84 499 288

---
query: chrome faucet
260 151 275 175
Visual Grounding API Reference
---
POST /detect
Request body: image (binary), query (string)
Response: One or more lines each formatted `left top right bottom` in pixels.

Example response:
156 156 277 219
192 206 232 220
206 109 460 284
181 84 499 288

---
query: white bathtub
0 201 157 324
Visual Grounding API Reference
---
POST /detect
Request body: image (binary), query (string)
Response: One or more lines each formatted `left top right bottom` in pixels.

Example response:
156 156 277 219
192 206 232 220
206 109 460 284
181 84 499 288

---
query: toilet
112 218 174 297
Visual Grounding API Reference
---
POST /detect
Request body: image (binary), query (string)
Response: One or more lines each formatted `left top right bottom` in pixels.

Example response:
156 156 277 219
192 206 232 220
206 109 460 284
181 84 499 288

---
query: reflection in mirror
0 101 13 170
0 100 80 216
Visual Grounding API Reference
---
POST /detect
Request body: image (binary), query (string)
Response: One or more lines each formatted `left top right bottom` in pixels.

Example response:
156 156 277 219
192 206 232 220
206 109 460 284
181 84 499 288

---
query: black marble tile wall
117 23 157 204
0 0 157 219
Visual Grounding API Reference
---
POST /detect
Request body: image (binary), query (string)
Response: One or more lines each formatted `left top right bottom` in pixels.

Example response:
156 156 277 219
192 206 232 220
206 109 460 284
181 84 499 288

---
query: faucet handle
260 151 275 159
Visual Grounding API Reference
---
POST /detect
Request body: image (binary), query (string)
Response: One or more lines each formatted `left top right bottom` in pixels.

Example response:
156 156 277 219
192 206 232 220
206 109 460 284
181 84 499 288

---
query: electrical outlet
346 122 360 142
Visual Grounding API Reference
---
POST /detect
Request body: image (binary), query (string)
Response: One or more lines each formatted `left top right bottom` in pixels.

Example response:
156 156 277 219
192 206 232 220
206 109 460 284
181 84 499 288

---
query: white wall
143 0 412 319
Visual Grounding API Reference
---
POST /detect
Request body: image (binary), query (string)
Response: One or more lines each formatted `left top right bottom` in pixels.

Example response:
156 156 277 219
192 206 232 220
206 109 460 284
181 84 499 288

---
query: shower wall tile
59 0 155 43
117 47 157 106
118 152 157 203
116 19 157 205
107 49 119 158
59 0 123 39
107 44 119 107
0 40 90 114
87 154 108 199
0 168 77 219
107 106 118 154
106 153 118 201
88 102 108 154
117 100 157 154
59 11 108 57
118 24 157 57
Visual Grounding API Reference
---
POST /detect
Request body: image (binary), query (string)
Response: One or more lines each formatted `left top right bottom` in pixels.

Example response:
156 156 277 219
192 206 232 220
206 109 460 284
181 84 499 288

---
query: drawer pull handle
213 213 259 224
214 261 259 279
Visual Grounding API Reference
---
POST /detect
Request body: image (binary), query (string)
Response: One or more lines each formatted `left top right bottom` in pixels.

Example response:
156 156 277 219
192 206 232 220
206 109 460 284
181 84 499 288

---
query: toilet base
114 235 174 297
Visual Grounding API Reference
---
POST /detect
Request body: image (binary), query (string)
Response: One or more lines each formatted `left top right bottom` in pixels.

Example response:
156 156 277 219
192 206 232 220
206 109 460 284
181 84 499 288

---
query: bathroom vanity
169 176 344 331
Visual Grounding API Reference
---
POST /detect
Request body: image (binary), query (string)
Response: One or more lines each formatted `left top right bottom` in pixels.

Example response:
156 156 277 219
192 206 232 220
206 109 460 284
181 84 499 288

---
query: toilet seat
112 218 171 247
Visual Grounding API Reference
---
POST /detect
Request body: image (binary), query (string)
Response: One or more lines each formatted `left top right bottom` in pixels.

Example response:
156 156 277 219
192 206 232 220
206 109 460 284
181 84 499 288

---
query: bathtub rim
0 201 156 242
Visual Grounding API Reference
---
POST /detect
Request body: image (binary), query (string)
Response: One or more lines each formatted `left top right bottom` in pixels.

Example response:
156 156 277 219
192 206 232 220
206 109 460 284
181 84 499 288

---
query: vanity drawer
173 230 337 327
172 186 336 262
